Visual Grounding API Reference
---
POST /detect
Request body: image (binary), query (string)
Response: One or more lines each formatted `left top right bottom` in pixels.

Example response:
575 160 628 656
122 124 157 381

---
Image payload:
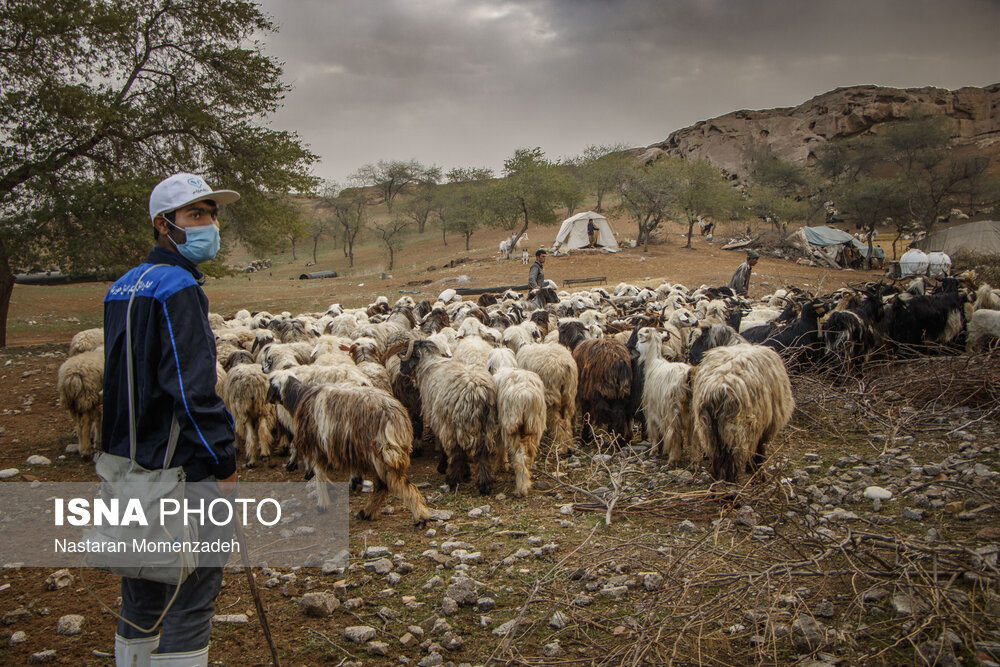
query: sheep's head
265 369 299 407
397 338 442 376
635 326 667 360
670 308 698 328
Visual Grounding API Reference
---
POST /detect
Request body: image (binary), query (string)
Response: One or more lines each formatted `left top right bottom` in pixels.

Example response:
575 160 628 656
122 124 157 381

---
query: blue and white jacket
101 247 236 482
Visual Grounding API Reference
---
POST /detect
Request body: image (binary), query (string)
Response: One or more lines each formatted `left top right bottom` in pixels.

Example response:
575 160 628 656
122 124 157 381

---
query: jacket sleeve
728 264 750 295
157 285 237 480
528 264 540 288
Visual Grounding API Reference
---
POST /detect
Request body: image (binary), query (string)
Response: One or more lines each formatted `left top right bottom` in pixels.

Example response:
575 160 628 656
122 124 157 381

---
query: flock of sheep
55 274 1000 527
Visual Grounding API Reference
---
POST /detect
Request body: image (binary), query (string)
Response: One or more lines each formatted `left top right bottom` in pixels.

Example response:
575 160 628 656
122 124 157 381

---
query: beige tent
914 220 1000 255
551 212 618 251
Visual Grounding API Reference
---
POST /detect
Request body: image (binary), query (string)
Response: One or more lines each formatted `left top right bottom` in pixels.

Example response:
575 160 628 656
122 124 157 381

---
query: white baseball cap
148 173 240 221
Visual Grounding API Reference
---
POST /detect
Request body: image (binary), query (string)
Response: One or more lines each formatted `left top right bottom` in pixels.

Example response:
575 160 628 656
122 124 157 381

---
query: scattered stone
542 641 564 657
43 569 74 591
0 468 19 479
862 587 889 603
791 614 827 651
559 504 574 516
344 625 377 643
513 548 531 559
892 592 923 616
441 597 458 616
550 611 569 629
441 631 464 651
903 507 925 521
400 632 417 647
916 638 959 667
213 614 249 624
363 546 391 558
298 592 340 617
864 486 892 501
451 549 482 565
446 579 478 605
418 654 443 667
677 520 699 533
342 598 364 611
365 558 394 575
467 508 484 519
56 614 84 636
321 560 344 576
814 601 835 618
493 619 519 636
366 640 390 656
423 575 445 590
440 541 473 555
9 631 27 646
427 509 453 522
25 455 50 466
752 526 775 540
476 597 495 612
599 586 628 600
735 505 760 527
572 594 593 607
29 650 57 664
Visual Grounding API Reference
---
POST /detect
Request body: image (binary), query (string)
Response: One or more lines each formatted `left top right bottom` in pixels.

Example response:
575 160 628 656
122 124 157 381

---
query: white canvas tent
551 212 618 251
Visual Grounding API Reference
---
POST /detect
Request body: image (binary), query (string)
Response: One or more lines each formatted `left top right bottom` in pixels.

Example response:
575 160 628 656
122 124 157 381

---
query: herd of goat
56 275 1000 526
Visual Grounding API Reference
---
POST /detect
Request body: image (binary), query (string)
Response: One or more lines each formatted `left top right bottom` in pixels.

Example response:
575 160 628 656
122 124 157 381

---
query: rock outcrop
647 84 1000 177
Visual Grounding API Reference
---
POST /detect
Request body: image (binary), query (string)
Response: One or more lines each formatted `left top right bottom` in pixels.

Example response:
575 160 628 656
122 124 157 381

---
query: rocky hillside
642 83 1000 177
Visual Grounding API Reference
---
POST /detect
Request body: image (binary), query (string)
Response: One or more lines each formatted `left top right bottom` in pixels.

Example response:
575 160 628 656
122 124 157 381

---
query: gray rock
344 626 377 643
892 592 923 616
599 586 628 600
441 631 464 651
440 541 474 555
366 641 389 656
441 597 458 616
298 592 340 617
814 601 835 618
0 468 19 479
791 614 827 651
572 594 593 606
864 486 892 500
43 569 74 591
550 611 569 629
903 507 925 521
423 575 445 589
677 520 699 533
363 546 391 558
399 632 416 647
26 455 51 466
492 619 519 636
445 578 478 605
321 560 344 576
29 650 57 664
365 558 394 575
213 614 249 624
9 630 27 646
752 526 774 540
387 572 402 586
418 654 443 667
476 597 495 611
735 505 760 527
542 641 564 657
643 572 664 591
56 614 84 636
451 549 482 565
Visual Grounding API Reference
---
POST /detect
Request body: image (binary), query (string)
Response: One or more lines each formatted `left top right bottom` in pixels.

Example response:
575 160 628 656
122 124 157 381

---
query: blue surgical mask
167 221 221 264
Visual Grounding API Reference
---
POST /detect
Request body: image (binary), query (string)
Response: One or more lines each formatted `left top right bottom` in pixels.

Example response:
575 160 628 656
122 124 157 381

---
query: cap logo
187 178 203 187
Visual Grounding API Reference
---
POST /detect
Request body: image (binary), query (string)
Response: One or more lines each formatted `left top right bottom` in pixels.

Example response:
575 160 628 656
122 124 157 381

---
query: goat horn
400 338 416 362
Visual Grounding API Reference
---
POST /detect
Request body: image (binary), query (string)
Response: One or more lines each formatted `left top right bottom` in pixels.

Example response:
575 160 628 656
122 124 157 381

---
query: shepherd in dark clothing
728 249 760 296
528 248 547 289
587 219 596 247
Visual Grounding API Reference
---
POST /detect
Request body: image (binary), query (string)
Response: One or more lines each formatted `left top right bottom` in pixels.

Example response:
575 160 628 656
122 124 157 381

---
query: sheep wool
691 344 794 483
57 347 104 458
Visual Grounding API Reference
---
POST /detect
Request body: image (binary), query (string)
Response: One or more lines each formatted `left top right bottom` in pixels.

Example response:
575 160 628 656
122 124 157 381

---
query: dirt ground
1 223 996 666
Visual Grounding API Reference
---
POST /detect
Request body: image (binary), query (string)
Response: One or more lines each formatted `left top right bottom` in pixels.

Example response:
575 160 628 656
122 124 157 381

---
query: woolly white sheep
515 342 578 454
690 344 794 483
57 347 104 458
634 328 693 466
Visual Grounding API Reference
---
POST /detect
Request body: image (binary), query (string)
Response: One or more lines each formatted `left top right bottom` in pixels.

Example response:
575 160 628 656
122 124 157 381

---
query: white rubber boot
115 634 159 666
149 646 209 667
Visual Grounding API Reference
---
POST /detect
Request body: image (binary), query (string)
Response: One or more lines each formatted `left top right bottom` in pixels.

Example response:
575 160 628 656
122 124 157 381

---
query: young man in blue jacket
103 174 239 666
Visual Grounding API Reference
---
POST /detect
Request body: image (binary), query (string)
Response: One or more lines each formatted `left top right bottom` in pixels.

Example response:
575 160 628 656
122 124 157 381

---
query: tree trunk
290 238 297 260
441 224 447 246
643 224 650 253
418 216 426 234
865 229 874 270
0 257 15 347
348 241 354 268
387 246 394 271
312 236 319 264
465 233 472 251
595 191 604 213
685 217 696 249
892 232 902 260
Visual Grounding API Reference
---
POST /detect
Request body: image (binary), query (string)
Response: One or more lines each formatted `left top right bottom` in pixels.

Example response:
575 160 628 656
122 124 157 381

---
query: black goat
822 289 884 377
883 277 965 353
688 324 746 365
743 299 829 369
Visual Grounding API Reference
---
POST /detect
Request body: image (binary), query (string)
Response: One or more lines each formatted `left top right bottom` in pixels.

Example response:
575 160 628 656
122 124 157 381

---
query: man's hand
217 471 237 496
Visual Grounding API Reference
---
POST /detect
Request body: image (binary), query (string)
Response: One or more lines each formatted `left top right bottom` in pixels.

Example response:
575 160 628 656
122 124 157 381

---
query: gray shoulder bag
84 264 199 584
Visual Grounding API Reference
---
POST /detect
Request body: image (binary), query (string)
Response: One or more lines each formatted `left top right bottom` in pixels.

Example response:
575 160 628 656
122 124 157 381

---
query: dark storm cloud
256 0 1000 182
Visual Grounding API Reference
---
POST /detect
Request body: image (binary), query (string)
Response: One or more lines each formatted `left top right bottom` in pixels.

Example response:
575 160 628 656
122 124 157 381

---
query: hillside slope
643 83 1000 177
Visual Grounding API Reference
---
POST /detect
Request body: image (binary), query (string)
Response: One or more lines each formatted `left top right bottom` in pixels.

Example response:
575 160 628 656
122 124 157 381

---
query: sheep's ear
339 344 351 351
661 329 672 342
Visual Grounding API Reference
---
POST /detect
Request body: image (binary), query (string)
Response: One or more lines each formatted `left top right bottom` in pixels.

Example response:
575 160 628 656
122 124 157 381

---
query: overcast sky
256 0 1000 184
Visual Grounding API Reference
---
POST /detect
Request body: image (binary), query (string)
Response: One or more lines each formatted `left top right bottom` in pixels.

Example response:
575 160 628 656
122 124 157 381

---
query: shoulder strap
125 264 180 467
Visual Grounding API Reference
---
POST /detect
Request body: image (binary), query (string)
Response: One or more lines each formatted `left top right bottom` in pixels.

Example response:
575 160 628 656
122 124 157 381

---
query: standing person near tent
103 173 238 666
528 248 547 289
728 249 759 296
587 218 596 247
